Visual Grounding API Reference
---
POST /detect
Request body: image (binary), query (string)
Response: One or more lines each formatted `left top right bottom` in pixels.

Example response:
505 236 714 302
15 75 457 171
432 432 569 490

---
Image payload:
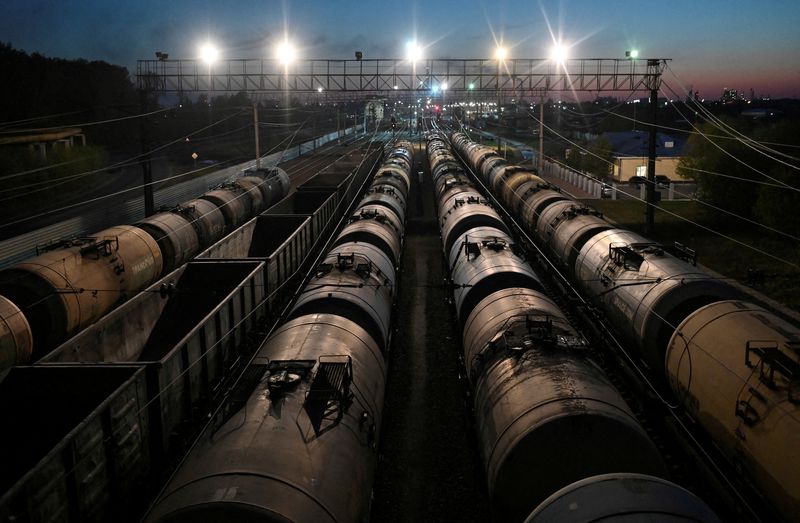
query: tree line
678 119 800 238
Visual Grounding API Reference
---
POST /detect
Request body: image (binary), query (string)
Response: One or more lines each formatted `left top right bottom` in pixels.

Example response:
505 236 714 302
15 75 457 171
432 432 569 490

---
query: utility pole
138 88 155 217
252 102 261 168
644 59 662 234
538 95 545 173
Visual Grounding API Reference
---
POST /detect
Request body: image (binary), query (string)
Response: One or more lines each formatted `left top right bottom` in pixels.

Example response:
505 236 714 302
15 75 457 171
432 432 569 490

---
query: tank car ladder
303 355 353 436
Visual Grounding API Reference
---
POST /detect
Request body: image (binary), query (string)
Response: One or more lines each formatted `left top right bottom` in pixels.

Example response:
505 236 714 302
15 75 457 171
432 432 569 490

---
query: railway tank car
666 301 800 520
0 167 290 370
526 473 722 522
449 130 800 522
0 295 32 370
573 228 740 372
427 133 704 522
144 143 410 523
0 225 163 359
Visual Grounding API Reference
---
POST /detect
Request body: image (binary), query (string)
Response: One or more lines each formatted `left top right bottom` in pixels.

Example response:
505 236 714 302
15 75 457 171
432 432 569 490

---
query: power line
664 64 800 161
0 106 175 134
0 110 88 129
0 110 248 202
0 124 367 307
598 107 800 155
659 84 800 193
526 110 800 269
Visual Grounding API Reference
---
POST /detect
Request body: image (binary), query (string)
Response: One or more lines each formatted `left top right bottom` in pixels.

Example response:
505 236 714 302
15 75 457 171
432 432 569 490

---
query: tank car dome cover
525 473 721 523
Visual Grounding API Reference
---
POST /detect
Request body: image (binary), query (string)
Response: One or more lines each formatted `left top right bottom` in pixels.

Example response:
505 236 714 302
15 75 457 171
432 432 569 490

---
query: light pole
538 96 545 173
495 47 506 118
644 58 662 234
536 43 569 174
276 40 296 119
407 41 422 135
252 101 261 168
441 82 448 122
199 43 218 124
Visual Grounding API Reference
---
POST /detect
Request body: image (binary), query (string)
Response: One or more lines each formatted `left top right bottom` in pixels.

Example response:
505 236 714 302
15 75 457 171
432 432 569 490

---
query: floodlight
406 41 422 62
199 43 219 65
276 42 296 65
550 43 568 64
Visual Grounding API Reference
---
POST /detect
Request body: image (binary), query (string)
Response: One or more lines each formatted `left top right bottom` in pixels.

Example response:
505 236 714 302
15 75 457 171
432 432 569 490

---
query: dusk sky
3 0 799 99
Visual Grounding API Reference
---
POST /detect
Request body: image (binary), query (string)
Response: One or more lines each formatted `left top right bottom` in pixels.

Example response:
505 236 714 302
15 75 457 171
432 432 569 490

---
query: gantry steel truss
137 58 668 96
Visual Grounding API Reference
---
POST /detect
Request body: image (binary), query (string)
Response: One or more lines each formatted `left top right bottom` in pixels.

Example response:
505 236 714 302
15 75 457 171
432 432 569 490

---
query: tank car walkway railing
304 356 353 436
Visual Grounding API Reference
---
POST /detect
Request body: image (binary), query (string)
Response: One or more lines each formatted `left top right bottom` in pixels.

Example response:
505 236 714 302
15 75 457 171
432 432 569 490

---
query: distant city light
432 84 440 93
550 43 568 64
495 47 507 60
468 83 475 90
317 86 323 93
199 43 219 65
276 42 296 65
441 82 448 91
406 41 422 63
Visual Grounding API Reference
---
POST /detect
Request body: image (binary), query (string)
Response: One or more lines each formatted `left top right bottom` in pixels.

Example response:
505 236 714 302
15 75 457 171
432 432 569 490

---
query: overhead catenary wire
0 120 367 304
0 109 88 130
445 127 785 520
0 157 89 183
539 150 800 243
2 130 384 500
524 110 800 269
664 63 800 161
0 108 260 193
0 109 250 205
658 82 800 192
0 119 375 337
0 119 304 231
526 107 800 240
597 107 800 155
459 123 797 424
550 124 792 190
680 90 800 167
530 97 800 186
0 110 326 190
142 126 390 518
0 106 175 134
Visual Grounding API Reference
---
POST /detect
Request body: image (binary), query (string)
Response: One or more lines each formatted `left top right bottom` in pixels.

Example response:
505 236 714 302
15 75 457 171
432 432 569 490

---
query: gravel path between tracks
371 144 490 522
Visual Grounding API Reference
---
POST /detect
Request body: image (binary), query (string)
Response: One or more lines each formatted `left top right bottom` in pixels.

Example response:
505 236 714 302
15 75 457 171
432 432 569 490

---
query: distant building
721 88 746 104
603 131 688 182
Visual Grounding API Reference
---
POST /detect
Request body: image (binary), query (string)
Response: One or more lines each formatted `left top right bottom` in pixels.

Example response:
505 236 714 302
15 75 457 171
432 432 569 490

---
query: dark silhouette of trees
0 43 140 149
678 118 800 236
